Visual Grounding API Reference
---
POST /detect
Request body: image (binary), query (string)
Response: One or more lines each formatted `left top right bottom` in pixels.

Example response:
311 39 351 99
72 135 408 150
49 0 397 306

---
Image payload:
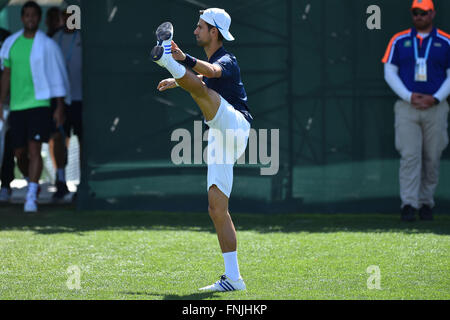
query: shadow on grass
121 291 220 300
0 203 449 235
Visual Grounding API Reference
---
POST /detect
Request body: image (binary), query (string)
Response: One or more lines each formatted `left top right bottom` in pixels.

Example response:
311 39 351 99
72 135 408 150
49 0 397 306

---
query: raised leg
176 70 221 121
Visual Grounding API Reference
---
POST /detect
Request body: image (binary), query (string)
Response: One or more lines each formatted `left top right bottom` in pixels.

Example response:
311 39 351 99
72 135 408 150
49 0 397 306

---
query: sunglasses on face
412 10 431 17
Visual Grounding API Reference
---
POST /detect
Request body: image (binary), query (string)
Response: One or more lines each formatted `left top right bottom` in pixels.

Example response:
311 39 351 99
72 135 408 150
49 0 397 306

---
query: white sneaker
24 199 38 213
150 22 174 67
199 275 246 292
0 187 11 202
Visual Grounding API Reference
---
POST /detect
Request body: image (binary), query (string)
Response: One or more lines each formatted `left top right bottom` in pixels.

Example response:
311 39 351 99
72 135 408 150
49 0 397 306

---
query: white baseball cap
200 8 235 41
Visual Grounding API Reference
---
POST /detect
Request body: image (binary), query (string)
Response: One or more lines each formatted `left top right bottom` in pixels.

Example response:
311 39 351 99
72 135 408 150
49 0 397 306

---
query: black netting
78 0 450 213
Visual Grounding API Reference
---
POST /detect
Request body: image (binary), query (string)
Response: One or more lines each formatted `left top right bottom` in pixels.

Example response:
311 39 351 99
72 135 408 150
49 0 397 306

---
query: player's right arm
171 41 222 78
0 66 11 121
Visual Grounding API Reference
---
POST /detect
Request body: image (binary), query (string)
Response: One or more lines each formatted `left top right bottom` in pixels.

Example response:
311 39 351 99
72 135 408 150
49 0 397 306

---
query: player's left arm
192 59 222 78
171 41 222 78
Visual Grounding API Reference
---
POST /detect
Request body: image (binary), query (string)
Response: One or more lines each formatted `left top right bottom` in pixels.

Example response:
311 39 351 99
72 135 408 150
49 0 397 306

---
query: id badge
415 58 427 82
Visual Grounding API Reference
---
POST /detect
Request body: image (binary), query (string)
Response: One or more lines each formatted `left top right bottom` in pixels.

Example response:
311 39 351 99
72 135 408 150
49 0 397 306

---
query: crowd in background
0 1 82 212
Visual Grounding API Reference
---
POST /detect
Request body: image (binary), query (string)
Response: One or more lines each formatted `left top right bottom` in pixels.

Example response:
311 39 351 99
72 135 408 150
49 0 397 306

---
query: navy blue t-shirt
382 27 450 95
203 47 253 123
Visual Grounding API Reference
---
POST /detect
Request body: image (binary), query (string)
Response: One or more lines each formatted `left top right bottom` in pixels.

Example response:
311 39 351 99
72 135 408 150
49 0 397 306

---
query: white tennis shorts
205 96 250 198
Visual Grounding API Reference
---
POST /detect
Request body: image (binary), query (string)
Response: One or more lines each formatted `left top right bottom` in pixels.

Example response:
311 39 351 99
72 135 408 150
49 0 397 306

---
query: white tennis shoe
199 275 246 292
150 22 174 67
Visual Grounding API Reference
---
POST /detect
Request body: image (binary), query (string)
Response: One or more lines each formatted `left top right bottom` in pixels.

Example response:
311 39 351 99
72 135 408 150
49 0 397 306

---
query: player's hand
171 41 186 61
157 78 178 92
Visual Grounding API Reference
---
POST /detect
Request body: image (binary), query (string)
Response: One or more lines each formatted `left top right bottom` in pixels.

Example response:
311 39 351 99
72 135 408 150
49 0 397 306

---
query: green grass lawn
0 204 449 300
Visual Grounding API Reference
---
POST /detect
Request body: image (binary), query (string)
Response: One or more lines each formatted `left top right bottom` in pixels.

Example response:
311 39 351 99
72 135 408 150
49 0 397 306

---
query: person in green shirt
0 1 66 213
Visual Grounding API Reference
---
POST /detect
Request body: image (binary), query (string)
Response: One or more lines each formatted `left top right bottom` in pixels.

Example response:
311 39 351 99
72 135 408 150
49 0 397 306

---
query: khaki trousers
394 99 449 209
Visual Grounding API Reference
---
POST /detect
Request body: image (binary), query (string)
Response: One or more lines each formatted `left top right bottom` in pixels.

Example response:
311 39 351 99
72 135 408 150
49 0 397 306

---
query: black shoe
401 205 416 222
52 181 70 201
419 205 433 221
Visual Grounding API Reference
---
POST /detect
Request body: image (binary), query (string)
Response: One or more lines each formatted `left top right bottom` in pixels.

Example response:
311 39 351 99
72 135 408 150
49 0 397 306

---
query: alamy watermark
170 121 279 176
366 5 381 30
63 5 382 31
366 265 381 290
66 5 81 30
66 265 81 290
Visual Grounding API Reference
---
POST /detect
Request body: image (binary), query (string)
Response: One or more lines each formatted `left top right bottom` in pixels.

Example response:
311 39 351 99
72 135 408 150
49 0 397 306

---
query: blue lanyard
58 30 78 65
413 36 433 61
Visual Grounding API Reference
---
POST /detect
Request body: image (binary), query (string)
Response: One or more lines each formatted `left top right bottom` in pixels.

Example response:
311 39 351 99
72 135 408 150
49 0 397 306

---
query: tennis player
151 8 253 292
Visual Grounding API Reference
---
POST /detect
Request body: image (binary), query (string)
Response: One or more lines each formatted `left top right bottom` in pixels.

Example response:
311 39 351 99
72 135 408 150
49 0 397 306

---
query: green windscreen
78 0 450 213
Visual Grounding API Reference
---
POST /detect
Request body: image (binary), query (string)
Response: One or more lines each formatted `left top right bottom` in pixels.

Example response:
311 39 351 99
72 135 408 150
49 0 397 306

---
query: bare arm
191 59 222 79
171 41 222 78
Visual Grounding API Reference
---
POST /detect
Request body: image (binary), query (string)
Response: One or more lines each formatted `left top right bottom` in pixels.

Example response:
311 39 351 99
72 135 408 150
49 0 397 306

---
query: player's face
22 7 41 32
411 9 435 31
194 19 212 47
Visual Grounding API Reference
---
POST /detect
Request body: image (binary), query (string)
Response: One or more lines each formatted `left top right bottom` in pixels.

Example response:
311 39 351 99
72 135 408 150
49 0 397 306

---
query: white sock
223 251 241 282
165 55 186 79
27 182 39 201
57 169 66 182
